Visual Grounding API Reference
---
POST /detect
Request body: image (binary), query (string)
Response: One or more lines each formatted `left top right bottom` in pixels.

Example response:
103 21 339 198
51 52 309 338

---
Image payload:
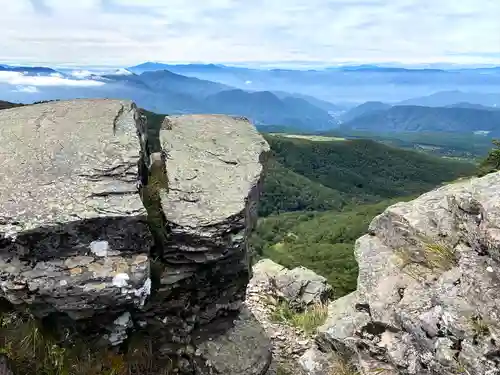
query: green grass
0 310 173 375
269 300 328 335
395 239 458 280
270 133 347 142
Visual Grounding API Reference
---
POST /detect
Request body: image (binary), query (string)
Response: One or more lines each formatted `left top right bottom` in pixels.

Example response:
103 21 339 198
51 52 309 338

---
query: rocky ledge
301 172 500 375
0 99 271 374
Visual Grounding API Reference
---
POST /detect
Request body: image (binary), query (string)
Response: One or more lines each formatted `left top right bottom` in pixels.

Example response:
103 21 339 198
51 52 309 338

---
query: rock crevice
0 99 272 374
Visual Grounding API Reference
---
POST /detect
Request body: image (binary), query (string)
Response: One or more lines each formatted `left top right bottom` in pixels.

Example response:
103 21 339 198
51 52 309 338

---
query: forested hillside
253 133 477 298
342 105 500 134
250 198 410 297
259 134 475 216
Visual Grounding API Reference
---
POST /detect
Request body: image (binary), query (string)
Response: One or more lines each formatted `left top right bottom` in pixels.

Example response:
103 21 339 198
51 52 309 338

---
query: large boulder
252 259 332 310
137 114 272 371
0 101 272 374
301 172 500 375
0 99 151 345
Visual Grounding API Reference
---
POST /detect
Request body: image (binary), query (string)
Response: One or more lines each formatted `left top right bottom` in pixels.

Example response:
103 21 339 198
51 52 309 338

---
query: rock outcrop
0 99 151 345
246 259 331 374
0 100 271 374
301 172 500 375
252 259 331 310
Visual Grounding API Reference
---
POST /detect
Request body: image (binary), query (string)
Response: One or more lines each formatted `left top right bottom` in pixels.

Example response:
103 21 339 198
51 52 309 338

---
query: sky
1 0 500 67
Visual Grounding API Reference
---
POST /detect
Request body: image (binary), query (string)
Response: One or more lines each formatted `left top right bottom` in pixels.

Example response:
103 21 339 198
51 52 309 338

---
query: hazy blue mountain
334 65 446 73
272 91 346 112
4 62 500 132
0 64 57 74
0 65 337 131
203 89 337 130
340 101 392 122
399 90 500 107
342 105 500 135
445 102 500 110
138 70 232 97
127 63 500 104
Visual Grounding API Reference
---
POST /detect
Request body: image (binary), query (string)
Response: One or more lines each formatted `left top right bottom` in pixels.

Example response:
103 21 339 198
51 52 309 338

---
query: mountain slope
138 70 232 97
204 89 336 130
258 158 346 216
445 102 500 111
0 100 24 110
264 134 476 203
339 101 392 122
399 90 500 107
342 105 500 134
252 134 476 300
251 198 408 297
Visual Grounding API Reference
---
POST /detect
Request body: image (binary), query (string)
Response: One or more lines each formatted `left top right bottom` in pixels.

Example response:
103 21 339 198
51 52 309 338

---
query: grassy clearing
0 310 173 375
269 300 328 335
270 134 347 142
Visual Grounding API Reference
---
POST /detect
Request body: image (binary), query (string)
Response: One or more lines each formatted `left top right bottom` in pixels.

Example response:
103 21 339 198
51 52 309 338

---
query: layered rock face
302 172 500 375
0 100 271 374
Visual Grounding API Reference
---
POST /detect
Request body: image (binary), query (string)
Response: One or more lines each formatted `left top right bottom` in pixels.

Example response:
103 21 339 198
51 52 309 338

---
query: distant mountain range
0 64 339 130
1 62 500 133
127 62 500 104
341 105 500 135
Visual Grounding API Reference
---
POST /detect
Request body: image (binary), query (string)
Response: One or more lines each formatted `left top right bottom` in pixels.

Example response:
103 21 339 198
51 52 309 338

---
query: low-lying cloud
0 71 105 87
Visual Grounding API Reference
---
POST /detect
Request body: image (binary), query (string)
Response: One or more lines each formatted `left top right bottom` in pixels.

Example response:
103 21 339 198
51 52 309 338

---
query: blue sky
1 0 500 67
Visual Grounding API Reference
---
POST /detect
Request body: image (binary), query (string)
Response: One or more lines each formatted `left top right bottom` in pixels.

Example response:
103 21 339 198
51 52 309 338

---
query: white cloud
0 71 105 87
69 70 94 79
0 0 499 66
14 85 39 93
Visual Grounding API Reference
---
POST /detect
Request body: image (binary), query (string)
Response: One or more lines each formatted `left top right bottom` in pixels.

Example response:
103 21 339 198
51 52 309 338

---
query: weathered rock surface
301 172 500 375
253 259 331 310
136 114 272 373
0 99 152 344
246 259 327 374
0 100 272 374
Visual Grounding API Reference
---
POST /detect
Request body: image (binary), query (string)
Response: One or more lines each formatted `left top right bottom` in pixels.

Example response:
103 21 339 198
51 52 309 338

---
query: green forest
252 133 479 298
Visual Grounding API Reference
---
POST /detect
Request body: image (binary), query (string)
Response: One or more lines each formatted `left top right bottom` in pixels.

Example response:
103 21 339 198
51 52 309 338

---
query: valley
1 62 499 306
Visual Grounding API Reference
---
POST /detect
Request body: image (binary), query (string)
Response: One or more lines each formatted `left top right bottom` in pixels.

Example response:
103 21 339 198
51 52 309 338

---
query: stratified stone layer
0 102 272 374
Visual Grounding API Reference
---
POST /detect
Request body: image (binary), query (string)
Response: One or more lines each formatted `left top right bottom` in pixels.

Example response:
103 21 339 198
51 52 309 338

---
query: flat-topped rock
0 101 272 374
0 99 145 234
159 114 269 227
0 99 151 345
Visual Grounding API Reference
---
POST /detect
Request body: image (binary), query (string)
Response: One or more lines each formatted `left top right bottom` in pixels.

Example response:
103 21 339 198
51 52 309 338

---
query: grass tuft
270 300 328 335
329 352 359 375
0 310 173 375
395 237 458 281
470 315 490 338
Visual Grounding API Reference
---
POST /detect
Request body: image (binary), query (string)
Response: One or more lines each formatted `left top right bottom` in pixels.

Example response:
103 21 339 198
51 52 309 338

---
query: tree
478 139 500 176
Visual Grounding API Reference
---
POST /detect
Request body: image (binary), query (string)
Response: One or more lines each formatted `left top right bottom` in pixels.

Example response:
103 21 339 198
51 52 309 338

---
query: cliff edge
301 172 500 375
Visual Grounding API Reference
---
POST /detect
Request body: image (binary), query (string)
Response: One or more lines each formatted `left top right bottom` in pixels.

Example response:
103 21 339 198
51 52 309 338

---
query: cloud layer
0 71 105 87
1 0 500 66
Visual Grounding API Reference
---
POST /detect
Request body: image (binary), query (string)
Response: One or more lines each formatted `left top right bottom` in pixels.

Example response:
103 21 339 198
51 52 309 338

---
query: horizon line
2 60 500 70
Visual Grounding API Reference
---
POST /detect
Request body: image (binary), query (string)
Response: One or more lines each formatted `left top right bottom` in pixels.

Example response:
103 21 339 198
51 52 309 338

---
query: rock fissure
0 100 272 374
